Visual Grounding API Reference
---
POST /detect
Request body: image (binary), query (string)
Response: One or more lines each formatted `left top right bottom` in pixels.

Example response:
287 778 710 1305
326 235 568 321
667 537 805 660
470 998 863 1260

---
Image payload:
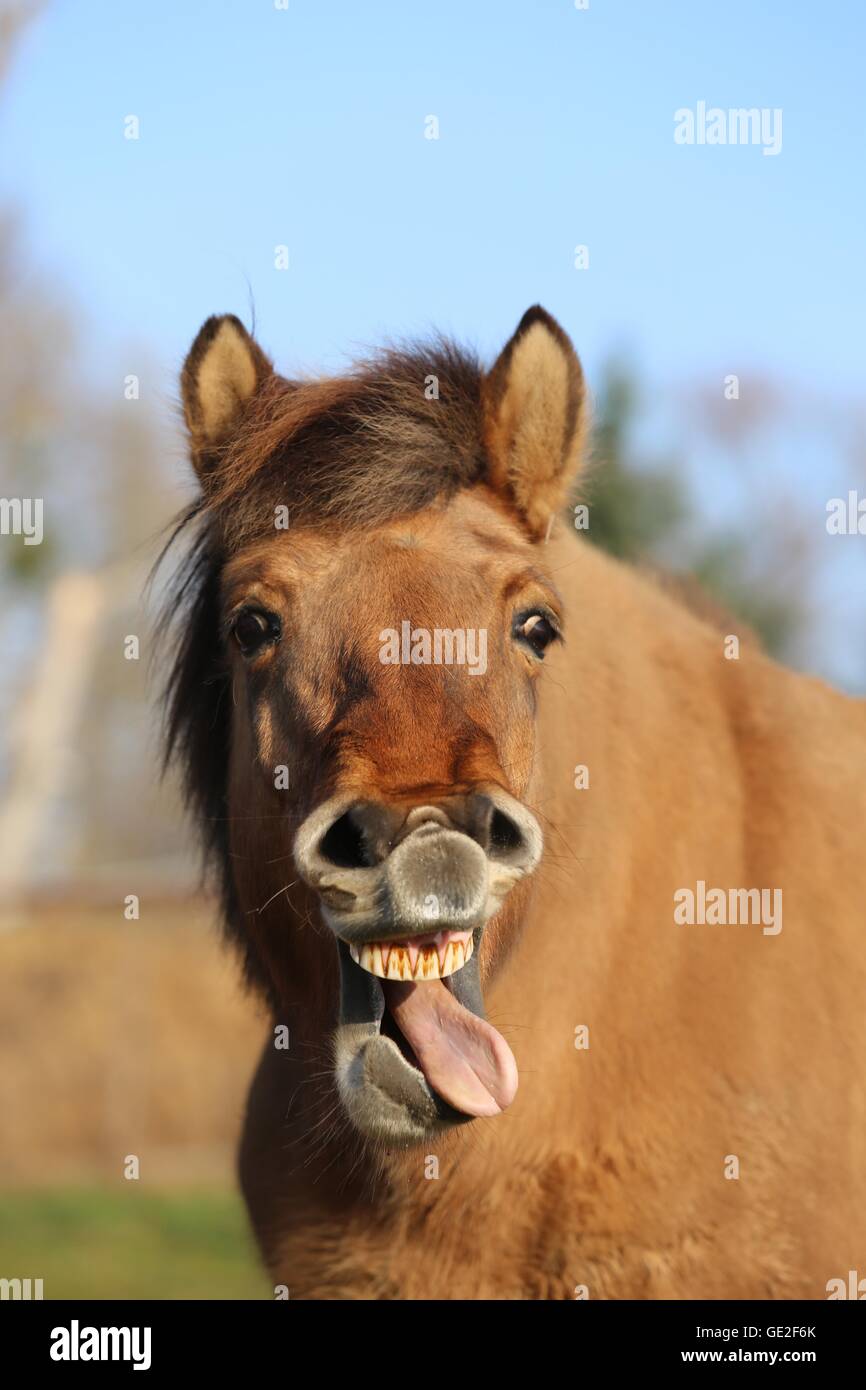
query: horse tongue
383 978 518 1118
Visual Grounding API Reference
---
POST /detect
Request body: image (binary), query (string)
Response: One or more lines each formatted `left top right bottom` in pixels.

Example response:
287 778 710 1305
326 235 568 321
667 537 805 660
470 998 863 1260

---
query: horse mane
645 565 762 647
199 336 486 546
154 335 486 988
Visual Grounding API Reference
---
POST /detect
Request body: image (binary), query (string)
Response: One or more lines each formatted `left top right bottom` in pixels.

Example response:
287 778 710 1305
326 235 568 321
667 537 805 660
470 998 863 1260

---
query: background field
0 1191 269 1300
0 901 270 1298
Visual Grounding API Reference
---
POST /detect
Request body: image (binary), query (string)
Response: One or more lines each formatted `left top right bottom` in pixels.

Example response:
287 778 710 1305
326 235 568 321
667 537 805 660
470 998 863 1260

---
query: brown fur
161 308 866 1299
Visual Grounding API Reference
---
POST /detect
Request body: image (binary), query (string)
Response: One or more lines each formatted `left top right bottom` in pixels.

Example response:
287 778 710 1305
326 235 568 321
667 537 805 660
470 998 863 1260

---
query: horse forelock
198 335 487 548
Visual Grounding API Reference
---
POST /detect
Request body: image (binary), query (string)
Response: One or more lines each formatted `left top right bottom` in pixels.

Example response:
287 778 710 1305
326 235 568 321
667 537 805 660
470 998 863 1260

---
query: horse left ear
482 306 588 540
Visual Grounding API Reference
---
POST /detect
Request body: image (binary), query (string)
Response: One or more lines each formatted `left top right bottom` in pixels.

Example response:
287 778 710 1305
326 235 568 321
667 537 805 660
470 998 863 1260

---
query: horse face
220 492 556 1139
178 307 587 1145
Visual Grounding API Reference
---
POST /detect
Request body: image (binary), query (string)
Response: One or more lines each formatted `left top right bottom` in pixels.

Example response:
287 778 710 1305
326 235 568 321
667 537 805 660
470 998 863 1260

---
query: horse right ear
181 315 273 478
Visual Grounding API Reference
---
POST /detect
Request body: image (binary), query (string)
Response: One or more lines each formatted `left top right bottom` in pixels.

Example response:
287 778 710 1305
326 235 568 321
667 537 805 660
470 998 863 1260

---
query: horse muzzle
293 788 542 948
293 788 542 1144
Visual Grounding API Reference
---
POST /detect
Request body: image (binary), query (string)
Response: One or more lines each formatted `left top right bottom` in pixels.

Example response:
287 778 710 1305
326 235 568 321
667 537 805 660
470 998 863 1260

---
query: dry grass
0 896 267 1188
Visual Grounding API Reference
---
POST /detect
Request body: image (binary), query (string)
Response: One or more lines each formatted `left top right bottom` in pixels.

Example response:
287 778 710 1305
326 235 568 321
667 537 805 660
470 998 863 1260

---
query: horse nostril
306 794 540 883
488 807 527 862
318 810 375 870
465 792 539 869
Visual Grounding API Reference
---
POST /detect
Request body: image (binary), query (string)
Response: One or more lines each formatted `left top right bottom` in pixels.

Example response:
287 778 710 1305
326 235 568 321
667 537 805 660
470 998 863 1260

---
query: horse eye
232 608 280 655
514 611 559 658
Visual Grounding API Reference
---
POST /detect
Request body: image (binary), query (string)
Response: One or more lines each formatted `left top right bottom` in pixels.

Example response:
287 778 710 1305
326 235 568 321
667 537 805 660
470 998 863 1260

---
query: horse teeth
414 947 438 980
446 941 465 975
355 944 382 976
348 934 473 980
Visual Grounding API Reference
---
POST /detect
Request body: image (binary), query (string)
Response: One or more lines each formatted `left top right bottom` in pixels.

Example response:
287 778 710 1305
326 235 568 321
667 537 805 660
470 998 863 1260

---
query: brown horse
163 307 866 1299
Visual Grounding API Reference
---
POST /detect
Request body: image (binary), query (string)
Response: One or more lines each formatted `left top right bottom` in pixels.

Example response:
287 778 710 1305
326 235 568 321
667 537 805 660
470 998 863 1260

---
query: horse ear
181 314 273 477
482 306 588 540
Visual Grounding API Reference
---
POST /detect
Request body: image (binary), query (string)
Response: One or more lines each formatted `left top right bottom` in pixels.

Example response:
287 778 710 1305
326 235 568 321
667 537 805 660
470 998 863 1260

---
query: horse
161 305 866 1299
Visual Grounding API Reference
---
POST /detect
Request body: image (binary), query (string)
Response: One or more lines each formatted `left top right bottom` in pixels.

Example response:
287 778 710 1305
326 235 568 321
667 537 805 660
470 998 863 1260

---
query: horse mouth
347 929 474 980
334 928 517 1144
304 814 537 1145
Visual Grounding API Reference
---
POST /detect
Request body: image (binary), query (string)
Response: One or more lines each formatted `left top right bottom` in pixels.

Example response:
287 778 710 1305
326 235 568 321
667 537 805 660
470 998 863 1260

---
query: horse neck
533 523 747 841
489 527 752 1058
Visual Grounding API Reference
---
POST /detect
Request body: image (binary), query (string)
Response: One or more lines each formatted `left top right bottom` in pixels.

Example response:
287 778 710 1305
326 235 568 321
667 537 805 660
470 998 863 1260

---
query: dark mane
155 335 486 990
202 336 486 547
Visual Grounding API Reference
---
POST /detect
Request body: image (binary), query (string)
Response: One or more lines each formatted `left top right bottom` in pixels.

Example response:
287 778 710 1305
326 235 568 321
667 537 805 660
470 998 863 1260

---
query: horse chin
334 1026 468 1147
333 936 484 1146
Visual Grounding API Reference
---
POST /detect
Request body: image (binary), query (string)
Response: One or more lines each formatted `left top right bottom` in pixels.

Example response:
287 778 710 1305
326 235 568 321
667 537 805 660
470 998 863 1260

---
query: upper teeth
348 933 474 981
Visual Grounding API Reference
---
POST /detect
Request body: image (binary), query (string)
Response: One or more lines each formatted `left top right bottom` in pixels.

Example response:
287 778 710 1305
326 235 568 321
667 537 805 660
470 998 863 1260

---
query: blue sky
4 0 865 390
2 0 865 685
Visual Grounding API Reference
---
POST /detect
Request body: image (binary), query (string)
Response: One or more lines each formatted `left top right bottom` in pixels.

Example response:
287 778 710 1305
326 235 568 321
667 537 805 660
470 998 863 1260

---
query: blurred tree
581 362 686 560
0 214 70 586
0 1 45 86
1 4 65 588
689 535 803 658
582 359 808 658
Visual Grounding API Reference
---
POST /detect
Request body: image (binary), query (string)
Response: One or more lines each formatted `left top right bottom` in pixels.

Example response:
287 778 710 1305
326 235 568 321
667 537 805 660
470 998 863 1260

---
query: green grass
0 1190 272 1299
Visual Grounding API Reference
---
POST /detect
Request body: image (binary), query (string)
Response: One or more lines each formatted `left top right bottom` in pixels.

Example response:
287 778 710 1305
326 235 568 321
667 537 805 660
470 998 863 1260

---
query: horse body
235 531 865 1299
168 308 866 1300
